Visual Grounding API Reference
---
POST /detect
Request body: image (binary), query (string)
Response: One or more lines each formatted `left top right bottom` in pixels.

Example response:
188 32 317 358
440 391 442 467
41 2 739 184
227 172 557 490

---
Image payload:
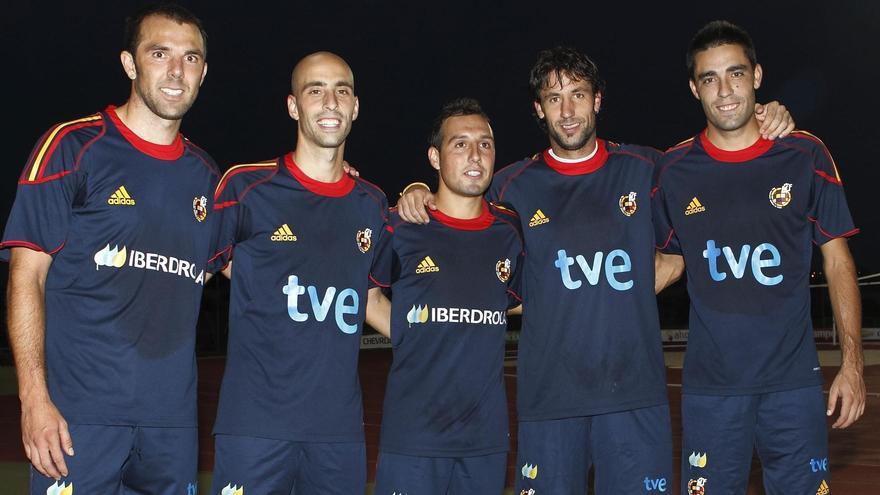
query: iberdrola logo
407 304 429 327
94 244 127 269
46 481 73 495
521 463 538 479
221 484 244 495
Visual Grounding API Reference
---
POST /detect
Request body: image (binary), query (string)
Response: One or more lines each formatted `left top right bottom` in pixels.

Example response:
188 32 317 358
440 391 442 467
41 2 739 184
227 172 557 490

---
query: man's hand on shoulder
754 101 795 140
396 183 436 224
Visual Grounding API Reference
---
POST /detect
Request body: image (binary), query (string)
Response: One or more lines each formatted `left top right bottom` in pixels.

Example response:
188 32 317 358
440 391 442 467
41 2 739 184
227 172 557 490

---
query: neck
292 137 345 182
434 186 484 219
114 96 181 145
705 117 762 151
549 133 598 160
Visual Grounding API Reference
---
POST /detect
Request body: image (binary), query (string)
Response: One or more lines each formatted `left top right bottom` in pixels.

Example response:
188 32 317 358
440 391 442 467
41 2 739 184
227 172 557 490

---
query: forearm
365 288 392 338
7 251 52 403
825 253 863 370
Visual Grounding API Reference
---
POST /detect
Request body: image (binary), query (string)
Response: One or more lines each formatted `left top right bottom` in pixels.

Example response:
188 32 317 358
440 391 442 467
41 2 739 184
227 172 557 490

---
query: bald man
208 52 390 495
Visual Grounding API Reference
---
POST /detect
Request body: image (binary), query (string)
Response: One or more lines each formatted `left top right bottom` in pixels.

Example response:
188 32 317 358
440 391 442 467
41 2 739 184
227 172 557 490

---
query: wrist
400 182 429 197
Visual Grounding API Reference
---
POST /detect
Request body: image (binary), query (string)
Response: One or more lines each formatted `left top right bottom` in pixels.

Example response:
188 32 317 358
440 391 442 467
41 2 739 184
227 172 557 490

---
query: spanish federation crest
769 183 793 209
687 477 707 495
619 191 637 216
192 196 208 222
356 228 373 253
496 258 512 283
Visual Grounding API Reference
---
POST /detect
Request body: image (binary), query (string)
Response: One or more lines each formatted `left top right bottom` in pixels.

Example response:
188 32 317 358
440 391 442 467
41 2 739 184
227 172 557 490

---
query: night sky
2 1 878 277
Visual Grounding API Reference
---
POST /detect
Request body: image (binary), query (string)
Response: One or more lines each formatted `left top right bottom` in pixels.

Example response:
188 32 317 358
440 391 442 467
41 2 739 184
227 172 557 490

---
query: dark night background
1 1 878 351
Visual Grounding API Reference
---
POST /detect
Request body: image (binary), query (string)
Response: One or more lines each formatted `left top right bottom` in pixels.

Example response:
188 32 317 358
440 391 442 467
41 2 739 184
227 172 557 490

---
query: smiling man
208 52 390 495
1 4 218 494
652 20 865 495
371 98 524 494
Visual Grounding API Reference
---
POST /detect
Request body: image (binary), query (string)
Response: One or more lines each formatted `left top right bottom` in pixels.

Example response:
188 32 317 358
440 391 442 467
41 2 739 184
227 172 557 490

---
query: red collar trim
284 153 355 197
105 106 184 160
429 200 494 231
699 129 773 163
542 139 609 175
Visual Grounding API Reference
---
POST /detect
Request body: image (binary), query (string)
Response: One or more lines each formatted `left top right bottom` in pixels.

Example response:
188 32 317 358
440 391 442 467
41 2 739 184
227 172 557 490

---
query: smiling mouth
464 169 483 178
317 118 341 129
160 87 184 97
717 103 739 112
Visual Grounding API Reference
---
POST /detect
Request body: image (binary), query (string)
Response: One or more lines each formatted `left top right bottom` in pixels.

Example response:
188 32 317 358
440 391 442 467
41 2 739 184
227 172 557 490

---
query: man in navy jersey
369 98 524 494
209 52 389 495
398 48 794 494
1 4 217 494
652 21 865 495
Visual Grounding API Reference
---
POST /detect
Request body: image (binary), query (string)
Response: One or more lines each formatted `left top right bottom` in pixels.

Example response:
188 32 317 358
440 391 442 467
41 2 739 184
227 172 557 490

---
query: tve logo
644 477 667 492
702 240 783 286
554 249 633 291
810 458 828 472
282 275 359 334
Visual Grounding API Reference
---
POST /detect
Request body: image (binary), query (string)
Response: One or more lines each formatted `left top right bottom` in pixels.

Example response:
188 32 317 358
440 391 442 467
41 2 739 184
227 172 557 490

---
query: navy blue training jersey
210 154 389 441
488 140 668 420
652 131 857 395
378 202 524 457
0 106 220 426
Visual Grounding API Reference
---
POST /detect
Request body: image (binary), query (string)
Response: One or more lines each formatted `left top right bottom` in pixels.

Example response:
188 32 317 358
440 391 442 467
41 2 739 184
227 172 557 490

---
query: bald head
290 51 354 94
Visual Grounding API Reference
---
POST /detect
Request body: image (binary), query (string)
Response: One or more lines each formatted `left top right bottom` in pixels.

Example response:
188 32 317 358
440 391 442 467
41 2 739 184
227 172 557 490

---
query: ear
199 61 208 87
352 96 359 121
428 146 440 171
753 63 763 90
533 100 545 119
287 94 299 121
688 79 699 100
593 91 602 113
120 51 137 80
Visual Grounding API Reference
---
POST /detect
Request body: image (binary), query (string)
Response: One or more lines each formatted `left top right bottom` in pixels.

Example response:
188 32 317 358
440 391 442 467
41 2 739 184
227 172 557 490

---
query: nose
717 77 733 98
560 96 574 118
168 56 184 79
323 91 338 111
468 146 481 163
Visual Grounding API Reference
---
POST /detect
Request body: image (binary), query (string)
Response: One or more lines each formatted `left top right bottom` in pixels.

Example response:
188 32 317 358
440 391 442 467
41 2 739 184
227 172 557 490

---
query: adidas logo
528 209 550 227
270 224 298 242
108 186 135 205
685 197 706 216
415 256 440 274
816 480 829 495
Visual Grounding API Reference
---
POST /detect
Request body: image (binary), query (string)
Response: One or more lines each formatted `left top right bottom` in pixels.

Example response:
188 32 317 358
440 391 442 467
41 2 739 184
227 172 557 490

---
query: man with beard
370 98 524 494
653 21 864 495
397 47 794 494
209 52 390 495
1 4 217 494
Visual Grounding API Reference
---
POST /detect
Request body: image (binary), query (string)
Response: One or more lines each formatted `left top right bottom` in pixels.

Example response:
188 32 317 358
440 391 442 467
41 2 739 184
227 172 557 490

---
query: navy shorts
515 404 672 494
210 434 366 495
30 424 198 495
681 385 829 495
374 451 507 494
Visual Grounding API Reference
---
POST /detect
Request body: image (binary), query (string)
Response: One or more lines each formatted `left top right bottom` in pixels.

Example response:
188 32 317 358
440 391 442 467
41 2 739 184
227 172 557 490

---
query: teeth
718 104 738 111
161 88 183 96
562 122 578 129
465 170 481 177
317 119 340 127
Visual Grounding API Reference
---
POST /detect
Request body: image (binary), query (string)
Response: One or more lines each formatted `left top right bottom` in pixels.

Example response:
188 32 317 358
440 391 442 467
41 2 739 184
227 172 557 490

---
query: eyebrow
448 133 494 141
697 64 749 80
144 43 204 58
302 80 354 89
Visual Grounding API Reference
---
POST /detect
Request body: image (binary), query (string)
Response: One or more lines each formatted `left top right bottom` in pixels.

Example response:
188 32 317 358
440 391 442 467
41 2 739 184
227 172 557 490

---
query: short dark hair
123 3 208 59
687 20 756 79
528 47 604 131
428 98 490 149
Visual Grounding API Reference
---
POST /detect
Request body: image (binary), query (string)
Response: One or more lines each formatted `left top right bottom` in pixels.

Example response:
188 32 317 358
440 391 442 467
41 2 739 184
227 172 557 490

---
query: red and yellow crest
192 196 208 222
496 258 512 283
769 182 793 209
687 477 707 495
619 191 638 216
356 228 373 253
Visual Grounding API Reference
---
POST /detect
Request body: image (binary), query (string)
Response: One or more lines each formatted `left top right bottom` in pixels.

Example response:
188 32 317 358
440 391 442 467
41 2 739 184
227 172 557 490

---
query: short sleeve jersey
210 153 389 441
0 106 220 427
652 131 857 395
488 140 668 420
378 202 524 457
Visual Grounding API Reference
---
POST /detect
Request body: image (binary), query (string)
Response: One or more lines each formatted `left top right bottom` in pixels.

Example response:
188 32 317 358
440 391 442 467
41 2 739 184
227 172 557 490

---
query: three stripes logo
528 209 550 227
108 186 135 205
816 480 829 495
415 256 439 274
270 224 298 242
685 197 706 216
